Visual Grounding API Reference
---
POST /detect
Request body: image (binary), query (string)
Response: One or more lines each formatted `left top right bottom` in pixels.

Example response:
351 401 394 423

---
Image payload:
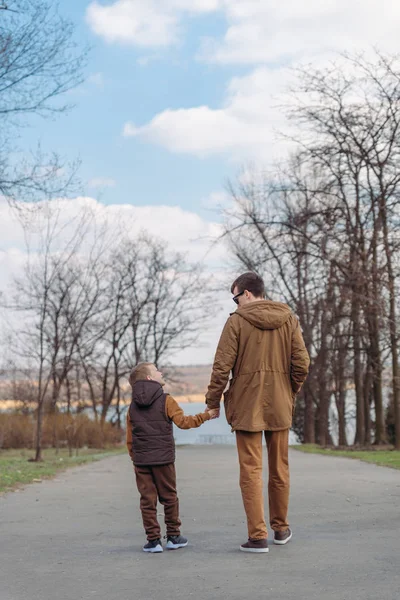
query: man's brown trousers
236 429 290 540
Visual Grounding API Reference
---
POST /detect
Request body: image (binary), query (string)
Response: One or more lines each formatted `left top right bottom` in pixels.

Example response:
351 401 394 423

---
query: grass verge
292 444 400 470
0 447 126 494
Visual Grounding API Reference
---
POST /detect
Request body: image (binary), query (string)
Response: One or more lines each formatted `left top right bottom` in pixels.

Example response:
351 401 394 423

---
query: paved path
1 447 400 600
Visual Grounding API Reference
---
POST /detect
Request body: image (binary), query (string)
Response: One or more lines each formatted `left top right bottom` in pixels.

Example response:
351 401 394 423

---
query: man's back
206 300 310 432
206 272 310 551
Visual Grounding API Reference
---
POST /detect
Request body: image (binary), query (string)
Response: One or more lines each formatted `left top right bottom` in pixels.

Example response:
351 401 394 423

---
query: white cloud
0 196 227 282
87 1 400 59
123 67 294 161
86 1 178 47
201 190 232 211
86 0 221 47
199 0 400 65
123 106 252 156
89 195 235 311
120 0 400 160
88 177 116 189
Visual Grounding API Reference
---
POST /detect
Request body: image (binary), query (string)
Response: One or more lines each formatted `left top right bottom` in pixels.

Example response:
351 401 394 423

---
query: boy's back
129 380 175 466
126 363 217 553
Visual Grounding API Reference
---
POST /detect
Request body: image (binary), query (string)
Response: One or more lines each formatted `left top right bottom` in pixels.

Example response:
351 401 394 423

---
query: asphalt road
1 446 400 600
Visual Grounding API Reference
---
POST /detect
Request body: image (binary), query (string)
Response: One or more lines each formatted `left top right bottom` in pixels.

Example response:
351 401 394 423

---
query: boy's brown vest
129 380 175 466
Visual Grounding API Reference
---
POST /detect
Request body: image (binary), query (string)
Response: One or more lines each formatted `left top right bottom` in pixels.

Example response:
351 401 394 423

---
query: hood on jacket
132 380 164 408
235 300 292 330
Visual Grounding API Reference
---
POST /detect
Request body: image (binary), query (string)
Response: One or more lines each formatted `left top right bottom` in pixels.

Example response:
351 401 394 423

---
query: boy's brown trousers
134 463 181 541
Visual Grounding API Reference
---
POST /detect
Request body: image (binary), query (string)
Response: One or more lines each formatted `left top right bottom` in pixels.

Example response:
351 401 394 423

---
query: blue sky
18 1 241 218
17 1 400 221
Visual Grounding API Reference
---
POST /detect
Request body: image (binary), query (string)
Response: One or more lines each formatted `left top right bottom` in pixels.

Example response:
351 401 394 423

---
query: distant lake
173 402 299 445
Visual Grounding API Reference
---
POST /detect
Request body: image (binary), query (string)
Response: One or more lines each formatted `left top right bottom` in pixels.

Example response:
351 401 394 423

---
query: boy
127 362 218 553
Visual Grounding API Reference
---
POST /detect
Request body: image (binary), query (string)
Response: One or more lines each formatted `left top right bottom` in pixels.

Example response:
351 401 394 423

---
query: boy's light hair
129 362 154 386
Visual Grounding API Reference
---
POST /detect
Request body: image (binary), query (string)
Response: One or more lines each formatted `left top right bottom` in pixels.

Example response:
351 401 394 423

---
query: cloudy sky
3 0 400 364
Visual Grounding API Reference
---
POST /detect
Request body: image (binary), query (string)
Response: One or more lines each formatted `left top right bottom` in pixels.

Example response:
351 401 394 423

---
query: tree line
223 51 400 450
1 203 211 460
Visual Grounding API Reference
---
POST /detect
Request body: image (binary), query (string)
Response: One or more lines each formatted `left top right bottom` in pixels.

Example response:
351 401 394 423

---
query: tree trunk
363 359 372 446
34 346 47 462
367 310 385 444
303 383 315 444
116 380 121 430
336 346 348 446
66 376 72 415
369 203 386 445
352 289 365 445
317 371 330 445
337 389 347 446
34 382 44 462
379 196 400 449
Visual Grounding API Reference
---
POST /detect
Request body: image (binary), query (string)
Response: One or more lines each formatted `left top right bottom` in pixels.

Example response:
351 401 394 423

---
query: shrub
0 413 124 450
0 414 35 449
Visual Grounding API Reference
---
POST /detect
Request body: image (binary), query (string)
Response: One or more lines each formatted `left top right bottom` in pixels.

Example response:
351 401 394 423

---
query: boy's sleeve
126 410 134 461
166 395 211 430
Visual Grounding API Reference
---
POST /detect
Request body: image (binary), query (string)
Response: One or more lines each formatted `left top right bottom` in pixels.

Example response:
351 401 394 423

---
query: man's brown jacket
206 301 310 432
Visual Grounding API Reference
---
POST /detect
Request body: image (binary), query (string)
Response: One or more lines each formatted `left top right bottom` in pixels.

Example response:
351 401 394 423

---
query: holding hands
206 407 220 419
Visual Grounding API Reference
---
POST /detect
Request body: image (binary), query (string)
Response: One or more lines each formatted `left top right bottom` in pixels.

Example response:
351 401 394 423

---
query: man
206 272 310 553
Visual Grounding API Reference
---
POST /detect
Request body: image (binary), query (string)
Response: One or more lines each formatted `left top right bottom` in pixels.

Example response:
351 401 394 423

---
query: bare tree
285 51 400 447
79 236 213 425
6 202 94 460
222 162 342 444
0 0 86 203
222 50 400 448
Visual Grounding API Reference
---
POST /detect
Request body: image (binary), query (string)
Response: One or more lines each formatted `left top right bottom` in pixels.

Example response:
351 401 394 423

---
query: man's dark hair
231 272 265 298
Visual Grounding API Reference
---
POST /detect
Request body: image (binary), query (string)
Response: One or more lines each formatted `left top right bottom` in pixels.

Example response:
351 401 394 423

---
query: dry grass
173 394 206 404
0 413 123 450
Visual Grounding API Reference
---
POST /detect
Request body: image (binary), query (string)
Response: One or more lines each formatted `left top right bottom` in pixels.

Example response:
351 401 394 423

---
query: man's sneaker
166 535 188 550
240 538 269 553
273 528 292 545
143 539 163 553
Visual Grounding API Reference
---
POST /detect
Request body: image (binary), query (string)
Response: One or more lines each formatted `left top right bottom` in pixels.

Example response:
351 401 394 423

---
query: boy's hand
207 408 219 419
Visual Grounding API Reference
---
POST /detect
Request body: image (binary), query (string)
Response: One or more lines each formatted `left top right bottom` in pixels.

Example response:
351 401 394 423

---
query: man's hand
207 408 219 419
206 407 220 419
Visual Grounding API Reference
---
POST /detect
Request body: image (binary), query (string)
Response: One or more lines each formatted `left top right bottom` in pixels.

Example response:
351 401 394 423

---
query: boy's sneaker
166 535 188 550
240 538 269 553
273 528 292 545
143 539 163 553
